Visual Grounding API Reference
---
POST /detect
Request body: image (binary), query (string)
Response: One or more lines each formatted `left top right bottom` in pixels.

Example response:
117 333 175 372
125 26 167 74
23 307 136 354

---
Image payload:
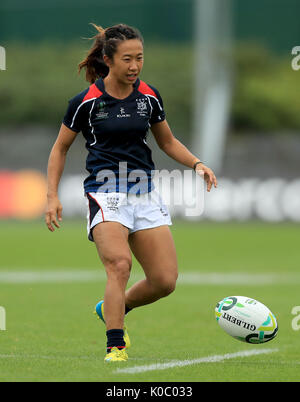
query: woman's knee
104 256 132 282
152 271 178 297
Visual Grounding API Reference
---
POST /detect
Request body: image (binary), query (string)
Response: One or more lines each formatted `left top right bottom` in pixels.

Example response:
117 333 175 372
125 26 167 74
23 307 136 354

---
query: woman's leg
125 225 178 308
92 221 132 330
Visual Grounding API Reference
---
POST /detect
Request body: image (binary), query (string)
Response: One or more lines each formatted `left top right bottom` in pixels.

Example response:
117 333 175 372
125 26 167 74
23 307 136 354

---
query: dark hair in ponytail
78 23 144 84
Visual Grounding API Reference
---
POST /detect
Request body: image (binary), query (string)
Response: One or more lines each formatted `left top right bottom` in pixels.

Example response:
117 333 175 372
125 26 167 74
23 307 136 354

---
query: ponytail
78 24 109 84
78 23 144 84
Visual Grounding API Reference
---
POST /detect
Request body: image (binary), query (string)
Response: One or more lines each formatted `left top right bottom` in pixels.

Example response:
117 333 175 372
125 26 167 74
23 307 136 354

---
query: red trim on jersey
137 81 157 98
83 83 103 103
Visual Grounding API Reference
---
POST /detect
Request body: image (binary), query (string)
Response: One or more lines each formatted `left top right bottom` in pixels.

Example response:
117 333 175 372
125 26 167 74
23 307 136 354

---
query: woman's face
105 39 144 85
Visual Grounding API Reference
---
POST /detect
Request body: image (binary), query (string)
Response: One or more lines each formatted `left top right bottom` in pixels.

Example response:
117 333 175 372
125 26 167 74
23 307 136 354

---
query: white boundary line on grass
0 270 299 285
115 348 279 374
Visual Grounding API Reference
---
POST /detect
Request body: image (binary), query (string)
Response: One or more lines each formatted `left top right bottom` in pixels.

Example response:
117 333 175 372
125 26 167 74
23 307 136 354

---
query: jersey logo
136 98 148 117
95 100 109 120
117 106 131 118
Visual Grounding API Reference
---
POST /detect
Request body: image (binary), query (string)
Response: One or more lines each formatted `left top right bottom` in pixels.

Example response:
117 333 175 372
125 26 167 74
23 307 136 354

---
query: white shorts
85 189 172 241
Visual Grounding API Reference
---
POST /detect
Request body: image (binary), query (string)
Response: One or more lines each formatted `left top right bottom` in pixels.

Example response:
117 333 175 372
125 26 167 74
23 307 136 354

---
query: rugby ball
215 296 278 344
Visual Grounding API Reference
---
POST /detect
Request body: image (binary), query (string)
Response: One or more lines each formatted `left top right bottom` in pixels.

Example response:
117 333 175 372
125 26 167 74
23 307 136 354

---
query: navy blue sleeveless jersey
63 78 165 194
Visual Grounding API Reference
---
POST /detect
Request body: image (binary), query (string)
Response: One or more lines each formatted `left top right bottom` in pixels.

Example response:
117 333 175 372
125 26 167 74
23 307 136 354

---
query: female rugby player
45 24 217 362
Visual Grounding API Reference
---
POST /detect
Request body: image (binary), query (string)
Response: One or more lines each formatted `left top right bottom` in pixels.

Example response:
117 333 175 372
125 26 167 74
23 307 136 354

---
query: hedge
0 42 299 136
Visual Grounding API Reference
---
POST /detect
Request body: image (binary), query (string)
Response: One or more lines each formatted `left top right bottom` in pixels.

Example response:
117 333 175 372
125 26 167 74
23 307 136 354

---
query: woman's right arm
45 123 78 232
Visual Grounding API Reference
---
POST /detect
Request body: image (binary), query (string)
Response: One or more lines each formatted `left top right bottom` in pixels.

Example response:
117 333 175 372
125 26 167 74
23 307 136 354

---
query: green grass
0 220 300 382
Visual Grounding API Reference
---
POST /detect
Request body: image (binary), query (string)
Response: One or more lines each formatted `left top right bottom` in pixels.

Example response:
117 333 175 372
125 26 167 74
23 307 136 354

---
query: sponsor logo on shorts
160 207 168 217
106 196 120 212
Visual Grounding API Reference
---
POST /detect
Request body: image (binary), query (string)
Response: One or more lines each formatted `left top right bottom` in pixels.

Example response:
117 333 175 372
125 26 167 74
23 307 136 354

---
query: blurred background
1 0 300 222
2 2 300 381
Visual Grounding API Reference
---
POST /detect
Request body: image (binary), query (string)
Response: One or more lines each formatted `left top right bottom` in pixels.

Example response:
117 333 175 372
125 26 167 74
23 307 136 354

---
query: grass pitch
0 220 299 382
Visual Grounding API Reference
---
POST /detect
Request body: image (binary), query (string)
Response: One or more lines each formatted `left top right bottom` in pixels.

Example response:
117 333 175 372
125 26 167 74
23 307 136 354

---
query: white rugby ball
215 296 278 344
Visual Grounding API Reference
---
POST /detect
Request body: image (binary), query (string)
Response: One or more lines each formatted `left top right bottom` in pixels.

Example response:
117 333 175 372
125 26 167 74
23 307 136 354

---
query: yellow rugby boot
104 347 128 362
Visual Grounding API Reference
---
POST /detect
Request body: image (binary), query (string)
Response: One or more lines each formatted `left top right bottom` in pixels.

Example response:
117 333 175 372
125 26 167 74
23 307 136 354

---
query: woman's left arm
151 120 218 192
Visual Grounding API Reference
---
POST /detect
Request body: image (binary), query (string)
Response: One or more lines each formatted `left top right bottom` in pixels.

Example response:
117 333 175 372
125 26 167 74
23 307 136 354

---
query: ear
103 54 112 68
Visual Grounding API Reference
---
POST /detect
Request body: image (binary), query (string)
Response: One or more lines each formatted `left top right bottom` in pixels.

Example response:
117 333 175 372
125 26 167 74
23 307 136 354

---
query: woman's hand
45 195 63 232
195 163 218 192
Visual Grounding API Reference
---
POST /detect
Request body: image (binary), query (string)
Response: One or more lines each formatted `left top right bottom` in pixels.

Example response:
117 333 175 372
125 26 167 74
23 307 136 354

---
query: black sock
125 305 132 315
106 329 125 353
